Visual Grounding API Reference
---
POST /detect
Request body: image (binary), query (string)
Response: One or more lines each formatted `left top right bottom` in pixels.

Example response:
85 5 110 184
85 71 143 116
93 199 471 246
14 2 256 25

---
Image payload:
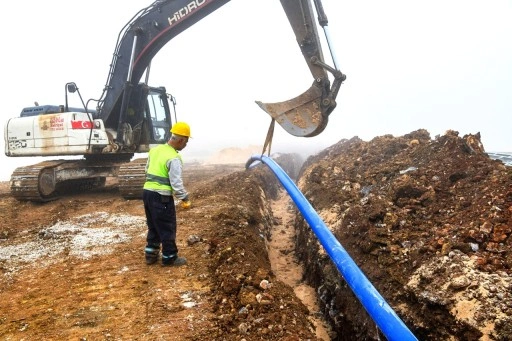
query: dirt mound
295 129 512 340
203 145 263 165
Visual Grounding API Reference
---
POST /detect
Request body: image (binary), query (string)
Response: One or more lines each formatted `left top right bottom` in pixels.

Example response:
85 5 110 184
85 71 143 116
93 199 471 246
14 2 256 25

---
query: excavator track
10 158 146 202
10 160 111 202
118 158 147 200
10 161 66 202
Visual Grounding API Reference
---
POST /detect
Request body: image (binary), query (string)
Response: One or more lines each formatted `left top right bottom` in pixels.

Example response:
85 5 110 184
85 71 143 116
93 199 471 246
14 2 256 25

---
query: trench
252 154 418 341
267 190 332 340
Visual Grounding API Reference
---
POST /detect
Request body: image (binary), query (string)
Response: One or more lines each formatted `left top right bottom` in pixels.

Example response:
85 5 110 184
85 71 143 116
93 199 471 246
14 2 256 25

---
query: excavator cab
106 84 173 152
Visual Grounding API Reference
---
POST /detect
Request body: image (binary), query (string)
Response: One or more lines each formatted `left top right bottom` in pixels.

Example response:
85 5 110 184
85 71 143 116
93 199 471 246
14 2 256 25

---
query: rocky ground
0 130 510 340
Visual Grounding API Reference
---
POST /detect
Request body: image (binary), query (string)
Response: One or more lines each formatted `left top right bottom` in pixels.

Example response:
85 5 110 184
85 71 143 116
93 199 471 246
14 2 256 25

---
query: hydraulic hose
246 154 417 341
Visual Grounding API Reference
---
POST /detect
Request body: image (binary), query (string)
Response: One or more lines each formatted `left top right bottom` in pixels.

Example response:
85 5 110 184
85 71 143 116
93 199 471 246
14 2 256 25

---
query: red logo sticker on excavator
71 120 93 129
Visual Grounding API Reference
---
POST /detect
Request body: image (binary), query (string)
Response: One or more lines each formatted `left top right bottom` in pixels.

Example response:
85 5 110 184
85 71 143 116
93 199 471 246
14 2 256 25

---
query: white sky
1 0 511 181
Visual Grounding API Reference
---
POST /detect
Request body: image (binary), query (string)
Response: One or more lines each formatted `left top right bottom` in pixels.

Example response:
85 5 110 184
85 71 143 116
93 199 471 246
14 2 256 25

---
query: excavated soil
294 129 512 340
0 130 510 340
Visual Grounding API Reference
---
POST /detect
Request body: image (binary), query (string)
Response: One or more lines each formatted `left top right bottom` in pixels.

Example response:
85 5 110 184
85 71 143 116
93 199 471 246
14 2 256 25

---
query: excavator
4 0 345 202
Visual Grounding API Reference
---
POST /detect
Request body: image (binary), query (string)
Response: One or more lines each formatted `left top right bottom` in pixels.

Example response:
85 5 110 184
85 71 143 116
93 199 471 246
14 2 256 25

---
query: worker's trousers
143 189 178 257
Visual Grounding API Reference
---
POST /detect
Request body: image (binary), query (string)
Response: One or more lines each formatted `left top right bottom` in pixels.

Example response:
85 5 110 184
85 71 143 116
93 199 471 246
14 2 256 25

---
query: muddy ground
0 130 511 340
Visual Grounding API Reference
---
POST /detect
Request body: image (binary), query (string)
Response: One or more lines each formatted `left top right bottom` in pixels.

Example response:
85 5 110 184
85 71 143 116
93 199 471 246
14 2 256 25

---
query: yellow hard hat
170 122 191 137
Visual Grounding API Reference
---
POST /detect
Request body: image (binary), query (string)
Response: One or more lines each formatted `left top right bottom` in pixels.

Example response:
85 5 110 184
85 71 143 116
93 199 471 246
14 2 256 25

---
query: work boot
162 255 187 267
145 245 160 265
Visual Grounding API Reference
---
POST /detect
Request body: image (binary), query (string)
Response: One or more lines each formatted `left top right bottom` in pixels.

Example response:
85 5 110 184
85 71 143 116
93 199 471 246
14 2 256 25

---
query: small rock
187 235 202 245
259 279 271 290
256 292 274 305
238 322 250 334
450 276 471 290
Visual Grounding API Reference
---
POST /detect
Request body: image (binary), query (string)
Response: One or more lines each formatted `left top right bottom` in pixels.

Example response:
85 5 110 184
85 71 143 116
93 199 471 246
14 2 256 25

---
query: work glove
181 200 191 209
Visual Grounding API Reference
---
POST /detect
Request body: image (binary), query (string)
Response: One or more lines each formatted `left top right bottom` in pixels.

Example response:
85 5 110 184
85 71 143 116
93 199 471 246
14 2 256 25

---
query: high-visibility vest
143 144 182 192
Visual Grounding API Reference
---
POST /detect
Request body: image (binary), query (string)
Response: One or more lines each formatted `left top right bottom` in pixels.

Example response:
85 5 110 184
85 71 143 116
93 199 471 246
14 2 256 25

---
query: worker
142 122 192 266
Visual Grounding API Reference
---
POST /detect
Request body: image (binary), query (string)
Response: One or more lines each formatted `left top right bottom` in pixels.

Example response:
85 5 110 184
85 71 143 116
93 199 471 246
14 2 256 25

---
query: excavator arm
257 0 346 137
97 0 344 140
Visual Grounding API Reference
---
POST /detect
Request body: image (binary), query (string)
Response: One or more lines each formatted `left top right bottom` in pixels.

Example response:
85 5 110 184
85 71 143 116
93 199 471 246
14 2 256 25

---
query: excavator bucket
255 0 346 138
256 82 327 137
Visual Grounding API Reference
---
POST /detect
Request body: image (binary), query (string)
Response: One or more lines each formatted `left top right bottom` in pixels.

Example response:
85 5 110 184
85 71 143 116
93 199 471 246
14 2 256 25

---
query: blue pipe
246 155 417 341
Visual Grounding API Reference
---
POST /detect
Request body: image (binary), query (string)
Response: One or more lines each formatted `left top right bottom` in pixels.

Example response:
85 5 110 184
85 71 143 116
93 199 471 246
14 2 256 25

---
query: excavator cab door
145 87 172 144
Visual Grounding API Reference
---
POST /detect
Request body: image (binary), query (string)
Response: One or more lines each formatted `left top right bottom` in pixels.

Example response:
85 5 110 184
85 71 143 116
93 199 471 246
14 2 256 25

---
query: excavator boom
98 0 344 139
